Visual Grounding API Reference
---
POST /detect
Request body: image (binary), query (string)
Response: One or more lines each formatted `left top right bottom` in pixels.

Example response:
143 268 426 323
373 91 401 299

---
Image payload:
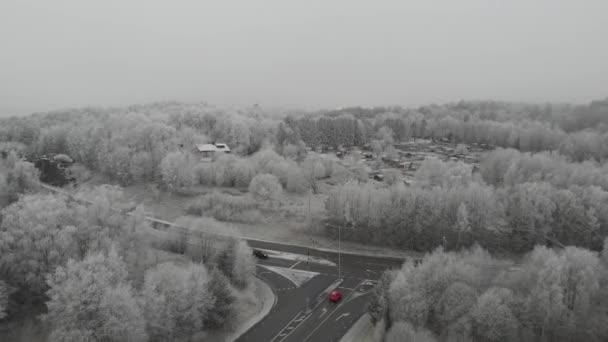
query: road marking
335 313 350 322
258 265 318 288
338 286 355 290
302 281 364 342
319 308 328 317
290 261 302 269
274 279 344 342
270 310 303 342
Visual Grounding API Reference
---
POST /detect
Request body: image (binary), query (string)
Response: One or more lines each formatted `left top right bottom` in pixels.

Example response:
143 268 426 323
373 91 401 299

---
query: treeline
481 148 608 190
160 148 343 196
281 99 608 163
322 99 608 133
1 99 607 189
0 184 256 340
370 244 608 342
326 149 608 253
0 102 278 186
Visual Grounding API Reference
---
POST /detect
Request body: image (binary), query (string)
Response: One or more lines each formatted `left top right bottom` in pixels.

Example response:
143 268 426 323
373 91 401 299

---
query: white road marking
290 261 302 269
270 310 303 342
302 280 365 342
258 248 337 266
258 265 318 287
338 286 355 290
335 313 350 322
319 308 328 317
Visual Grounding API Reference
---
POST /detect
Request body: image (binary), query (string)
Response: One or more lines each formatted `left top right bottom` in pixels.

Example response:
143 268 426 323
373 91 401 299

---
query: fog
1 0 607 116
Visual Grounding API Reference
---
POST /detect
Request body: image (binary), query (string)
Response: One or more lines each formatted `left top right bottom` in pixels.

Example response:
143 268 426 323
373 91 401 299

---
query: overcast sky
1 0 607 116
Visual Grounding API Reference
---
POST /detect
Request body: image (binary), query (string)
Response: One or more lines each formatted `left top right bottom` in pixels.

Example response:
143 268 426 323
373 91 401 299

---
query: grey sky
1 0 607 116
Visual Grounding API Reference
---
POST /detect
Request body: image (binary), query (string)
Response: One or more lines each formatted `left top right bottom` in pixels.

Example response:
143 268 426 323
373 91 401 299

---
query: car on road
252 249 269 259
329 290 342 303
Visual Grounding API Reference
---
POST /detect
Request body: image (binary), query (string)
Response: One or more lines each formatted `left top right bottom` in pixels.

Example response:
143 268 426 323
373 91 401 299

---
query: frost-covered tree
4 151 40 204
286 164 308 193
214 238 256 289
231 240 256 289
160 150 196 190
0 194 77 296
141 262 214 340
368 270 396 326
248 173 282 204
0 174 8 209
385 321 436 342
383 169 401 186
435 281 477 329
204 269 236 329
377 126 395 147
0 280 8 320
470 288 519 342
455 203 471 249
44 248 147 342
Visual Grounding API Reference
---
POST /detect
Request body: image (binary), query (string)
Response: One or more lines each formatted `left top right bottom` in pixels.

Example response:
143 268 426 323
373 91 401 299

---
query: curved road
238 240 404 342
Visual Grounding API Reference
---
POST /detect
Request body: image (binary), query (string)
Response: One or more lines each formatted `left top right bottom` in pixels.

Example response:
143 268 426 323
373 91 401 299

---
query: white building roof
195 143 231 153
214 143 231 152
195 144 218 152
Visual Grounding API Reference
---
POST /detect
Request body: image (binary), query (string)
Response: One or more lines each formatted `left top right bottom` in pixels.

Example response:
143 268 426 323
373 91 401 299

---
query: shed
195 143 231 159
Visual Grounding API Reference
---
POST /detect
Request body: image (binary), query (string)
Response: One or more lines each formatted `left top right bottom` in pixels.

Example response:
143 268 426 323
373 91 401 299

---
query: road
238 240 404 342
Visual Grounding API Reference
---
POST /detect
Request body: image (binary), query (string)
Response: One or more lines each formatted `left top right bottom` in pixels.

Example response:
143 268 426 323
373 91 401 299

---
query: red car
329 290 342 303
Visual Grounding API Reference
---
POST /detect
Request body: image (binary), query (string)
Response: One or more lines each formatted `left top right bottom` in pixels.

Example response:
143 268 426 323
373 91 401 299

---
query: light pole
327 223 349 281
338 224 341 280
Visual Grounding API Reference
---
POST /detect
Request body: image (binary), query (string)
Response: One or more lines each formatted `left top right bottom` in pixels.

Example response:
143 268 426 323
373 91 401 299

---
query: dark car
252 249 269 259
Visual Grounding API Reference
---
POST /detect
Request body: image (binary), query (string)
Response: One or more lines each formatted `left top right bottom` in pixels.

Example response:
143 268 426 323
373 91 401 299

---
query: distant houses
194 142 231 160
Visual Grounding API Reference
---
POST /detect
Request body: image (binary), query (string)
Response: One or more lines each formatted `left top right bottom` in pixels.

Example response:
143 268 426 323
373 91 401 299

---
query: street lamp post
338 224 341 280
326 223 346 281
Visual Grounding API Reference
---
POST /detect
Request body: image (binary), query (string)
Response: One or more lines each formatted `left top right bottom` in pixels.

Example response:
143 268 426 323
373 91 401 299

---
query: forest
0 153 256 340
1 98 608 341
368 244 608 342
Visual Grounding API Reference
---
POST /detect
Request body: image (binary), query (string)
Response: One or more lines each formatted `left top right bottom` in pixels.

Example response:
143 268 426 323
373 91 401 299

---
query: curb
339 313 374 342
245 236 408 261
226 276 276 342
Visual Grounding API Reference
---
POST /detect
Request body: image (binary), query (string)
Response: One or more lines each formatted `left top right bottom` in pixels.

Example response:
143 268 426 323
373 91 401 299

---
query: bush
186 192 262 223
248 173 282 204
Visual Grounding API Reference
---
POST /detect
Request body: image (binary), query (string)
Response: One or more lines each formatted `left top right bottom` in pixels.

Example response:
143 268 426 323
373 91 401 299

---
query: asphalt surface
237 240 404 342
